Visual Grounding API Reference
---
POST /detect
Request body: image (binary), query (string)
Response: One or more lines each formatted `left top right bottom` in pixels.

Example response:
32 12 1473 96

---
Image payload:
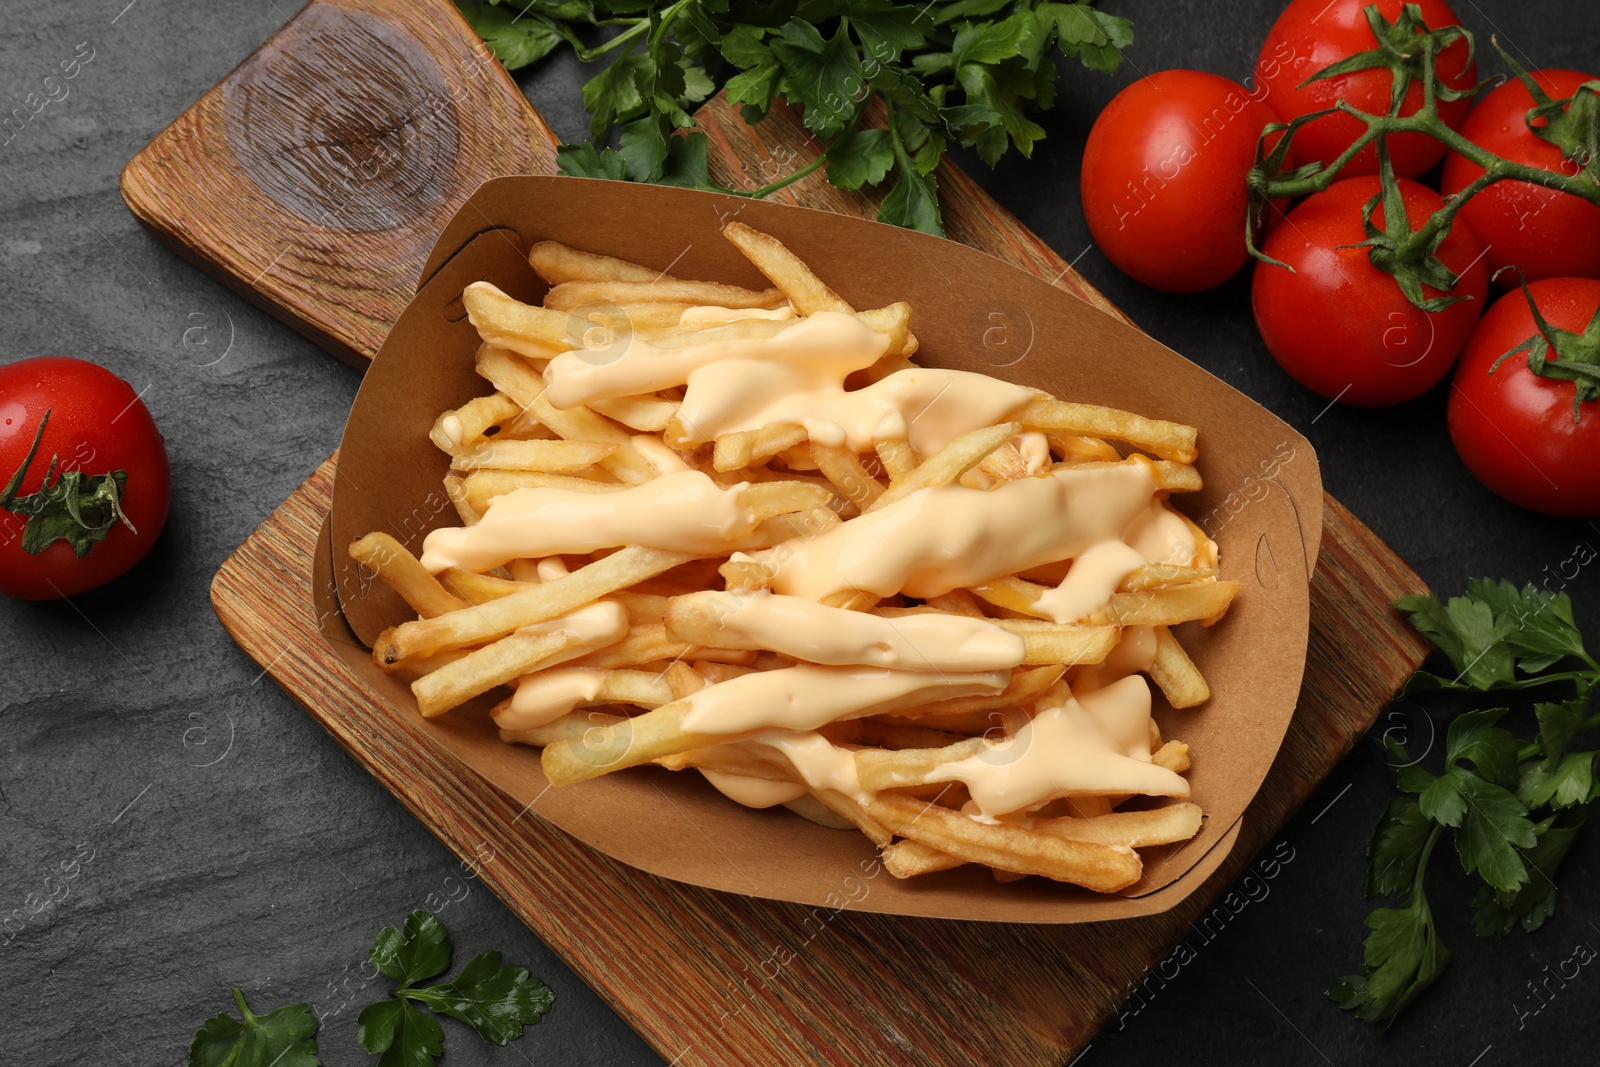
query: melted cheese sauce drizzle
420 469 756 573
929 676 1189 817
679 664 1008 735
687 590 1024 671
677 363 1034 455
699 770 808 808
543 311 887 408
495 667 606 732
771 461 1163 602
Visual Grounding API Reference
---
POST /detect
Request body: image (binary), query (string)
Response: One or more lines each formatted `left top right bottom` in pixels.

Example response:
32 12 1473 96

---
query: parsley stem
571 17 651 64
739 154 830 199
1414 823 1442 896
231 987 251 1020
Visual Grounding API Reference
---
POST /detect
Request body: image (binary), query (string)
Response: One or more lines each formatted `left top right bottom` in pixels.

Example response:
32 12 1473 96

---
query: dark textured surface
1 1 1596 1065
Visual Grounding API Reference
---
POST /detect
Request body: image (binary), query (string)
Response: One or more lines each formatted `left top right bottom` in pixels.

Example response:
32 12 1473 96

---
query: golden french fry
412 630 573 717
882 839 966 879
463 282 575 358
870 421 1021 513
1035 803 1203 848
713 422 807 471
449 438 617 473
528 241 665 284
474 344 547 410
1021 396 1198 464
874 437 917 480
375 546 693 663
562 302 697 337
442 475 481 527
544 279 786 312
892 663 1064 720
559 624 694 670
721 221 852 315
866 792 1142 892
1153 740 1191 774
430 393 521 454
499 707 629 748
1105 581 1238 627
528 392 656 485
349 533 465 619
1148 626 1210 708
812 443 885 509
588 392 677 432
1122 564 1220 591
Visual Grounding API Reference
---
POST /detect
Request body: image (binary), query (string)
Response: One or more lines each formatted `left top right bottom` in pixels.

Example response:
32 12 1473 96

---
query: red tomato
1252 177 1489 406
1448 278 1600 516
0 357 170 599
1441 70 1600 286
1081 69 1288 293
1255 0 1476 178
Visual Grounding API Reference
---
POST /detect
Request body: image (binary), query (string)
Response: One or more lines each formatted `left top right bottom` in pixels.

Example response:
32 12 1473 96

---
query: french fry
589 392 677 432
430 393 521 454
474 344 547 410
1036 803 1203 848
499 707 629 748
874 437 918 480
812 443 885 509
349 533 465 619
866 792 1142 892
1105 581 1239 627
1122 563 1220 591
449 438 617 473
882 838 966 878
529 241 665 284
1153 740 1191 774
528 392 656 485
870 422 1021 513
463 282 576 358
442 475 481 526
563 302 697 337
1021 396 1198 464
712 423 807 471
721 220 853 315
1148 626 1210 708
412 630 572 717
375 546 693 664
545 279 787 312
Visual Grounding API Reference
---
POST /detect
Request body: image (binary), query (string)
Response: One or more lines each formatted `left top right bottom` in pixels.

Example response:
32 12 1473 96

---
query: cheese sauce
420 469 757 573
543 311 888 408
685 590 1024 671
679 664 1009 735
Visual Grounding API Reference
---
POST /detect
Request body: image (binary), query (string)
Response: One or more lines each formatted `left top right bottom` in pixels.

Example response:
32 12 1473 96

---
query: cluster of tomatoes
1080 0 1600 517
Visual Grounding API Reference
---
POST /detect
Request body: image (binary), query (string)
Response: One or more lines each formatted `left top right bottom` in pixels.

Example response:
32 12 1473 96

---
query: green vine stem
1248 6 1600 315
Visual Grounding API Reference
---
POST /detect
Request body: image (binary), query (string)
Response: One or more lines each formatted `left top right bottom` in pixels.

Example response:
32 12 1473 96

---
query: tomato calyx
1346 144 1470 311
0 411 138 558
1300 3 1478 111
1496 42 1600 180
1490 273 1600 418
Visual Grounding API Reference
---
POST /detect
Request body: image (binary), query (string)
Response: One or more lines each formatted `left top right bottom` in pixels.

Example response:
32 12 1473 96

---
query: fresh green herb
187 913 554 1065
188 989 321 1067
455 0 1133 235
357 911 556 1065
1330 580 1599 1027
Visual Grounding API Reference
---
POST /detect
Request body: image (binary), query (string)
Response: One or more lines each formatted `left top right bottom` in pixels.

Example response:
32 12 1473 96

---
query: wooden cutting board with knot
122 0 1430 1063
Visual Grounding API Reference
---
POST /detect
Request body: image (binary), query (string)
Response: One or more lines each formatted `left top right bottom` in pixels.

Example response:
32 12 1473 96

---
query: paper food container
321 176 1322 923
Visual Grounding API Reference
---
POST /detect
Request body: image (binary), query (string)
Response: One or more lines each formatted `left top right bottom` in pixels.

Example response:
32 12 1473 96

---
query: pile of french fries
350 223 1237 894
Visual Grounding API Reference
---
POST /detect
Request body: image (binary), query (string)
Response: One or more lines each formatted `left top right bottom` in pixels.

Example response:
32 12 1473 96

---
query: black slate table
2 1 1597 1064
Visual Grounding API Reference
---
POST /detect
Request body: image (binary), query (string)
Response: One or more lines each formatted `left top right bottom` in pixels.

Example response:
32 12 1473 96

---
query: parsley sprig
1330 580 1598 1027
187 912 554 1066
456 1 1133 235
357 911 555 1064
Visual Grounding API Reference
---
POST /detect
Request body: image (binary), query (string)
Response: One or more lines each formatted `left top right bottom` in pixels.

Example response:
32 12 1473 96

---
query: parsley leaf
1366 795 1433 897
188 989 320 1067
1334 579 1599 1027
467 1 1133 234
358 911 555 1065
1472 809 1588 936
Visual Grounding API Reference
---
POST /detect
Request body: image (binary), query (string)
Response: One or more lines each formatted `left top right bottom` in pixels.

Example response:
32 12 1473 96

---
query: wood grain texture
120 0 559 367
213 458 1425 1067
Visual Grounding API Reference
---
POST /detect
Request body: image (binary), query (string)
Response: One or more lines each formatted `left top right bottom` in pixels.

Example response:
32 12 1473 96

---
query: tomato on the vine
1255 0 1476 179
1448 278 1600 516
1252 176 1489 406
0 357 170 599
1441 69 1600 286
1081 69 1288 293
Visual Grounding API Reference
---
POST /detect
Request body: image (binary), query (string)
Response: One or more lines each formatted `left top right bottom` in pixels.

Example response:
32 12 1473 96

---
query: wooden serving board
124 0 1432 1062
